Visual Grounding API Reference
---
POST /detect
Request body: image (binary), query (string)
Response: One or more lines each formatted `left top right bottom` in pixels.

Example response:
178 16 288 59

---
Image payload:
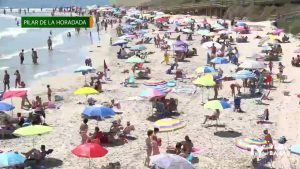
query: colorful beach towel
143 80 167 86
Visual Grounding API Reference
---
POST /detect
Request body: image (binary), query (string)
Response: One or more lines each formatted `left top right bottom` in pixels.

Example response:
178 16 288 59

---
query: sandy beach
1 8 300 169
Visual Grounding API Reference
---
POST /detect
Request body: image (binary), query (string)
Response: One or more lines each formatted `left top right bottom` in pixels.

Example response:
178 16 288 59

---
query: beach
1 7 300 169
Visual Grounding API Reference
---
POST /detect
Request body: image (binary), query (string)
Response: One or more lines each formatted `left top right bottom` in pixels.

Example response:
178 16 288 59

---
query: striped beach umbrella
236 138 274 151
140 88 166 99
153 118 186 132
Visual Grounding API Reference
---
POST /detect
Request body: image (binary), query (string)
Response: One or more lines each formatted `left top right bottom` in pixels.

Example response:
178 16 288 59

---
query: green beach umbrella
204 100 231 110
126 56 144 63
13 125 52 136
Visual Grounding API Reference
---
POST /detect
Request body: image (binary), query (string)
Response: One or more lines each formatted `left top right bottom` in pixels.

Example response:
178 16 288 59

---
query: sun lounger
255 90 271 104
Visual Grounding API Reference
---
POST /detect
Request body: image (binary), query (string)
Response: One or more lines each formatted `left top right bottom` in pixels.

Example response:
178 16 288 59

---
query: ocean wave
0 29 72 60
0 14 20 20
0 66 9 70
33 64 78 79
0 27 28 40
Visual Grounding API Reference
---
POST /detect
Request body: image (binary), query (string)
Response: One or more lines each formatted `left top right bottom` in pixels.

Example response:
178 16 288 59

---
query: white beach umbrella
202 41 222 49
150 154 194 169
239 60 266 69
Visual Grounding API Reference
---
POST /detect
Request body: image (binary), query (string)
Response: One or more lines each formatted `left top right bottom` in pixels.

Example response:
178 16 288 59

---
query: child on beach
79 118 89 144
47 85 52 101
161 52 170 65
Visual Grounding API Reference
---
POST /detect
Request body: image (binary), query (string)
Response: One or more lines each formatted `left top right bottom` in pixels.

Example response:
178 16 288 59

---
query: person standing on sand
79 118 89 144
14 70 21 88
3 70 10 91
144 130 153 167
47 37 52 50
47 85 52 101
19 49 25 64
104 21 108 31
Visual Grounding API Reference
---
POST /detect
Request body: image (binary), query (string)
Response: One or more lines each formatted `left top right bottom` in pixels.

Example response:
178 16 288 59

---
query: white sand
2 15 300 169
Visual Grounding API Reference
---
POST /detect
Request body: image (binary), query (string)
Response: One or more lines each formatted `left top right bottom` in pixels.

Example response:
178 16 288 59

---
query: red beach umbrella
72 143 108 158
2 88 28 100
155 17 166 22
72 143 108 168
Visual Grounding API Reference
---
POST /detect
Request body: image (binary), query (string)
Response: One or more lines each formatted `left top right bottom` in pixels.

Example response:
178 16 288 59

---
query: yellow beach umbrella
74 87 99 95
192 74 216 87
13 125 52 136
153 118 186 132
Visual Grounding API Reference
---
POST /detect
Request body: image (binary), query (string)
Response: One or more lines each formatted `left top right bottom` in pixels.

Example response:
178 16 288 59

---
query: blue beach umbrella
74 66 95 73
290 145 300 155
130 45 147 51
0 102 15 111
195 66 216 74
112 40 128 46
0 152 26 167
82 106 116 118
234 70 256 79
204 99 231 110
210 57 229 64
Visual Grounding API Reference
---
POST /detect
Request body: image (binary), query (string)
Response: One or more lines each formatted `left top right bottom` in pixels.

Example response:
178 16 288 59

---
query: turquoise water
0 11 103 91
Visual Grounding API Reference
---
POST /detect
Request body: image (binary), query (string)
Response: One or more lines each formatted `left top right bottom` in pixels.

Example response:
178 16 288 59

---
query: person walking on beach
3 70 10 91
32 48 38 64
14 70 21 88
79 118 89 144
104 21 108 31
19 49 25 64
268 61 273 73
144 130 153 167
47 85 52 101
47 37 52 50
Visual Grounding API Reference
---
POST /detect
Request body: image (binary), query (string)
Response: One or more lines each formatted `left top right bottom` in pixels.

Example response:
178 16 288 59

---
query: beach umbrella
239 60 266 69
118 34 135 40
192 74 216 87
204 100 231 110
236 138 274 151
234 70 256 80
150 154 194 169
0 152 26 167
130 45 147 51
2 88 28 100
130 21 137 25
74 66 95 73
182 28 193 34
140 88 166 99
155 17 167 22
202 42 222 49
195 66 216 74
0 102 15 111
210 57 229 64
153 118 186 132
197 29 214 36
290 145 300 155
126 56 144 63
13 125 52 136
294 48 300 53
218 30 232 35
74 87 99 95
173 46 187 52
211 23 225 30
112 39 128 46
173 40 188 47
272 28 284 35
72 143 108 168
82 106 115 118
236 22 247 27
261 45 272 51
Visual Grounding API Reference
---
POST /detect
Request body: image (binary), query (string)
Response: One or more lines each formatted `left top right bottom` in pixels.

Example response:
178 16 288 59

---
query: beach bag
54 95 64 102
278 136 287 144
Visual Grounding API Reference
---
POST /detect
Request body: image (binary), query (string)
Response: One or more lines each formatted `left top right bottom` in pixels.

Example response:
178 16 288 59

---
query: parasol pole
89 158 91 169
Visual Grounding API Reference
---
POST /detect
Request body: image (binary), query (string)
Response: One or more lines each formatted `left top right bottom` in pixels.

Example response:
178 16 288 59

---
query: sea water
0 0 109 90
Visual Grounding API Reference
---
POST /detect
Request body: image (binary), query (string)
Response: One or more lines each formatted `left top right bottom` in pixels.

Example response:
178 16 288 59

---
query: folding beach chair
124 75 138 87
255 90 271 104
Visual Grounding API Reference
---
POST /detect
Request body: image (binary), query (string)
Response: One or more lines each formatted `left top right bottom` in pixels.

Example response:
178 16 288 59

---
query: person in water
19 49 25 64
47 37 52 50
31 48 38 64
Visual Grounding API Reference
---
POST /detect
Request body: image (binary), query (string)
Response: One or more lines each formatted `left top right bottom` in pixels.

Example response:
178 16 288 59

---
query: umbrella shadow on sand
25 157 63 168
214 131 242 138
